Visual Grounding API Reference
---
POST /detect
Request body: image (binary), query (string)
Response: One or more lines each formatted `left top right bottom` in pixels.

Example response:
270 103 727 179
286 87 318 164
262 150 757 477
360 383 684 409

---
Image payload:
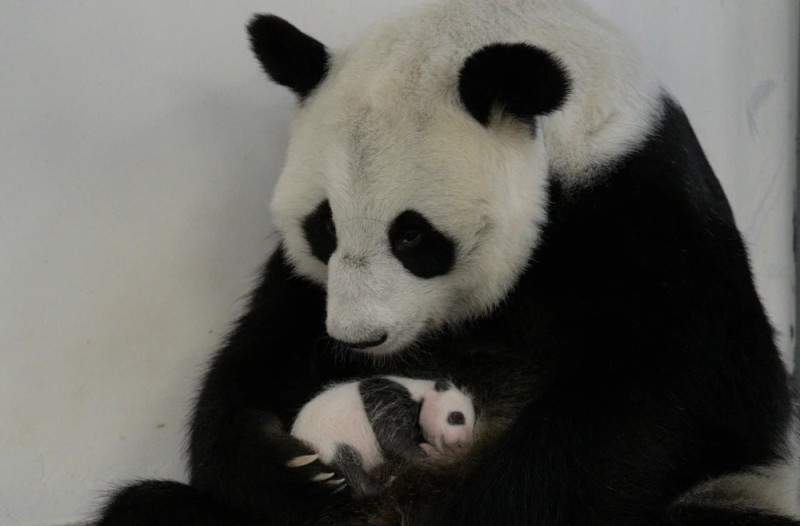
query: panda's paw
419 442 438 457
420 438 468 459
285 453 349 495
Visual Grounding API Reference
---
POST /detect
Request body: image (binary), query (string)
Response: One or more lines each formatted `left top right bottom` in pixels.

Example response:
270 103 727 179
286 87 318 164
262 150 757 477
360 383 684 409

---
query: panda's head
419 381 476 451
247 2 657 354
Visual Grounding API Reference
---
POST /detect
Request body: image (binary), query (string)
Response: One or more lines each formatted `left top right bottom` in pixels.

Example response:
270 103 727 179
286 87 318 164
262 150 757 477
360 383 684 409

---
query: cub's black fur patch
389 210 455 278
459 43 571 126
359 378 426 465
248 15 329 100
302 200 336 263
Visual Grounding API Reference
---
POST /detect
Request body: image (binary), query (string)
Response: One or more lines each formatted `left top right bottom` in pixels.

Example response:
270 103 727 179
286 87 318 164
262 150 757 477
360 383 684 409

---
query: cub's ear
247 14 329 100
458 43 571 126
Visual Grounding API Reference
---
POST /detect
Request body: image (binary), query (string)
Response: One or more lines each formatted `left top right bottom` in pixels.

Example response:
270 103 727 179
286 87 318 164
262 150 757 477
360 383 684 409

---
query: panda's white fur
271 0 661 354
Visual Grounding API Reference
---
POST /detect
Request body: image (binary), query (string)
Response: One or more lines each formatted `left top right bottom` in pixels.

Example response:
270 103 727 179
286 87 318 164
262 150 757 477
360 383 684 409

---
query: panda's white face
252 0 659 354
272 81 549 354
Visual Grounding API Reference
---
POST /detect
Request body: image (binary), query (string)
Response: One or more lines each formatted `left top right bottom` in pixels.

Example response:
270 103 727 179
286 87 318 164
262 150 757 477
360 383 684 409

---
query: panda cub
290 377 475 497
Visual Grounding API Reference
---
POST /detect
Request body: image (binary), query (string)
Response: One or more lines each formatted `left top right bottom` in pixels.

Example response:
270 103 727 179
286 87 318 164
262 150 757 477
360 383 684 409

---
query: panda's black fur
94 4 798 526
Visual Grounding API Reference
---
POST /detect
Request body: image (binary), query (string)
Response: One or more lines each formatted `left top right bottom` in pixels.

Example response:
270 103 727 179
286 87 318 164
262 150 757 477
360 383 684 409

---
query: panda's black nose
330 333 388 350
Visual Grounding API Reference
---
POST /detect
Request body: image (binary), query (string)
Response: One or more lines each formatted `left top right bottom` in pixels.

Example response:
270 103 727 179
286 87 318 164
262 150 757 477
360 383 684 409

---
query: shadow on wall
795 22 800 390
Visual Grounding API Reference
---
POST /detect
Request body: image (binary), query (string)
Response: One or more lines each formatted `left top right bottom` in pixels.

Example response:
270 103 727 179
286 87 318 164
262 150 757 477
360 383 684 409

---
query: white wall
0 2 796 525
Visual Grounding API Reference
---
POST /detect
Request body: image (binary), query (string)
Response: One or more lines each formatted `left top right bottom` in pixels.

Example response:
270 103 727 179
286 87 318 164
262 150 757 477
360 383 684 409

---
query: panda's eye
325 216 336 237
395 229 422 250
388 210 455 279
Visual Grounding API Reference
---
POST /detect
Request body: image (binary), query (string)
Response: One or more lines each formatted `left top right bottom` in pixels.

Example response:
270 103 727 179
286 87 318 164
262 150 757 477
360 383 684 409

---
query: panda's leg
663 504 800 526
95 480 257 526
331 444 383 499
359 378 427 463
664 459 800 526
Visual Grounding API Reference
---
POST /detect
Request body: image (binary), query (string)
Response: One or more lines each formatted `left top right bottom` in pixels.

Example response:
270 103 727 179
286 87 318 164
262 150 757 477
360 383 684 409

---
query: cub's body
291 376 475 497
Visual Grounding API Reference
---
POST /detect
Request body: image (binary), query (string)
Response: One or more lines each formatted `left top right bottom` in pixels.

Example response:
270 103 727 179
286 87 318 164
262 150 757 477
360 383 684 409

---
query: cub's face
249 15 569 354
419 382 476 452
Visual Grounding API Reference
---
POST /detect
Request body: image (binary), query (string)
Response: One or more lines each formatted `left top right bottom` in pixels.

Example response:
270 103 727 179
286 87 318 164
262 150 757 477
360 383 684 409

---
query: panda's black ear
247 14 330 100
458 43 571 126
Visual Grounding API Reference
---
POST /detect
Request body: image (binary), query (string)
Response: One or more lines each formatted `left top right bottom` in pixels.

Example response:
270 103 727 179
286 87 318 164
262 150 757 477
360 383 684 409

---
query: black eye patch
448 411 466 426
302 200 336 264
388 210 455 278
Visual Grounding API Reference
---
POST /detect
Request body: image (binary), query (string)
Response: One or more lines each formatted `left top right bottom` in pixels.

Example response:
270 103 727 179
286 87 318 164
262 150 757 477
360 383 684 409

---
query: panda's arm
425 306 743 526
187 246 343 518
430 382 683 525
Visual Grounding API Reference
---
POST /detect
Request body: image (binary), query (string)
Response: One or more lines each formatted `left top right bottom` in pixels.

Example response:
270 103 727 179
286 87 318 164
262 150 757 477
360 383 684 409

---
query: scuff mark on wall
749 158 787 240
747 79 777 136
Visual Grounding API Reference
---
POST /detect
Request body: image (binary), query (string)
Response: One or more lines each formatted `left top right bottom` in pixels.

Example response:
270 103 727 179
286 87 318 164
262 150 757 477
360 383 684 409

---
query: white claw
333 484 348 494
311 472 335 482
286 454 319 468
327 478 346 485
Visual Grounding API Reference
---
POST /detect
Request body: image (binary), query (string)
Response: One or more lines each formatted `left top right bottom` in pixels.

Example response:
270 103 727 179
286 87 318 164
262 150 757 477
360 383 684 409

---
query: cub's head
419 381 476 452
247 12 570 354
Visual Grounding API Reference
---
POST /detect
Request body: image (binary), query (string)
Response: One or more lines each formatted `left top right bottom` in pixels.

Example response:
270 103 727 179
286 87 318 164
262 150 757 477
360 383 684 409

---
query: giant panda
95 0 800 525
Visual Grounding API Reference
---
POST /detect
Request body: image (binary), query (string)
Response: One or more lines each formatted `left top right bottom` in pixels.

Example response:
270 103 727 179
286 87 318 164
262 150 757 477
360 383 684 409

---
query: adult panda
96 0 799 525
